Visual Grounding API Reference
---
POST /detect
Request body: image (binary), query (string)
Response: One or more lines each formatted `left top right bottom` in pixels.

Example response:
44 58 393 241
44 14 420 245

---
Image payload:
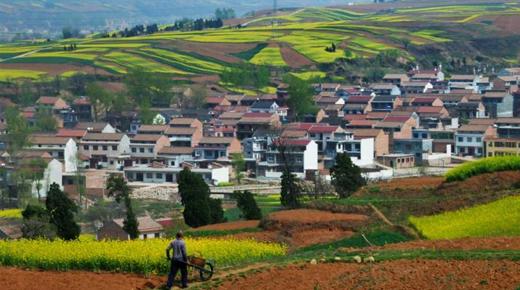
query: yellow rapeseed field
0 209 22 219
0 238 286 274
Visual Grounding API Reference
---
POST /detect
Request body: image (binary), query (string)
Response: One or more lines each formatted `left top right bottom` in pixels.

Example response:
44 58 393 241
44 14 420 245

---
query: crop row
445 156 520 182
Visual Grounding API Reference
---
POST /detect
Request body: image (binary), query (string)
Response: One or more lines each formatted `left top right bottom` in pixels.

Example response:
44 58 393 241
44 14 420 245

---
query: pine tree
233 190 262 220
280 169 300 208
330 153 366 198
178 168 224 226
45 183 80 240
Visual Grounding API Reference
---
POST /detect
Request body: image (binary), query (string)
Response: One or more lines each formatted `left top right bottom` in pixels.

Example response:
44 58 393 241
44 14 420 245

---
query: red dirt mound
194 220 260 231
0 267 162 290
366 237 520 252
217 260 520 290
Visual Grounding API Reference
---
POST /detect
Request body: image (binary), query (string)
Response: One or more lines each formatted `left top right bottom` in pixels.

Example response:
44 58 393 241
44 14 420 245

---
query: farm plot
409 195 520 240
187 31 281 43
276 31 347 63
7 51 98 65
137 48 223 73
0 209 22 219
249 46 287 67
0 238 286 275
445 155 520 182
101 51 188 74
0 69 47 81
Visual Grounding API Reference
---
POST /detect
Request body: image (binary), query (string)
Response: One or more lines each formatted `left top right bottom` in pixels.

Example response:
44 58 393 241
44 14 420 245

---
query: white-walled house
257 139 318 179
124 164 229 185
455 124 497 157
79 133 131 169
29 135 78 173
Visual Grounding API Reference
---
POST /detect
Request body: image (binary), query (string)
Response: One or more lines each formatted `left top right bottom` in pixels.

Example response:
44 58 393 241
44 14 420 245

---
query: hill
0 0 364 39
0 0 519 93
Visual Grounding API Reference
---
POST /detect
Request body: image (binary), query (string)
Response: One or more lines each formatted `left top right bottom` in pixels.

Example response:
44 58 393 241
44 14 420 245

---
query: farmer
166 231 188 289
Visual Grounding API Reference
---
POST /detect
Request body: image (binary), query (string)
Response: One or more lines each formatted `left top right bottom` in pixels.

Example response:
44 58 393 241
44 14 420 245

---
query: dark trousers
167 259 188 288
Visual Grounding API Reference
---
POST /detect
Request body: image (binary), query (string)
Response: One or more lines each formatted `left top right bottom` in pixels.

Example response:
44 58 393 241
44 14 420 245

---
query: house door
136 173 143 182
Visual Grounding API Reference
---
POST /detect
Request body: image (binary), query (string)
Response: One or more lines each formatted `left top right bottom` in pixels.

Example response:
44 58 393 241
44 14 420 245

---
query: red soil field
0 267 162 290
266 209 368 225
366 237 520 252
217 260 520 290
194 220 260 231
279 43 314 68
158 40 255 64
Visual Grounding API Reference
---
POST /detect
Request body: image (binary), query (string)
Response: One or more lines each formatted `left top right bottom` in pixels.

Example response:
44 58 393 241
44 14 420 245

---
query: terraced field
0 2 518 83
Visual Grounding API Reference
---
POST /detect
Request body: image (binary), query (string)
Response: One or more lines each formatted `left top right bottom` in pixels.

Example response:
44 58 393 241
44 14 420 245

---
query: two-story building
130 134 170 165
29 135 78 173
455 124 496 157
257 139 318 179
193 137 242 166
79 133 131 169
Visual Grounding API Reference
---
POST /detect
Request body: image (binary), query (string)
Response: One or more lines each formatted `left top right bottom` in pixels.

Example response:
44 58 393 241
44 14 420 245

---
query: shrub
445 156 520 182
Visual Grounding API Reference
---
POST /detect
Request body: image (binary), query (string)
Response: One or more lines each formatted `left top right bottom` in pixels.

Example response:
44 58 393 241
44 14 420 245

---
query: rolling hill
0 0 519 92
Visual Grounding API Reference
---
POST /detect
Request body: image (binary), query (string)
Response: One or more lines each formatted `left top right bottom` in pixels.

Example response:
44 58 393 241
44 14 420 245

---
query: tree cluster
178 168 224 227
117 24 159 38
164 18 223 32
233 191 262 220
22 183 80 240
220 63 270 89
284 74 318 121
325 42 337 53
62 27 80 39
215 8 236 20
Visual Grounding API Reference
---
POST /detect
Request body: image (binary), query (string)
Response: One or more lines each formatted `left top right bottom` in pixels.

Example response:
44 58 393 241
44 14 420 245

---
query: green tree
285 75 317 121
106 174 139 239
330 153 366 198
231 153 246 184
86 83 112 121
280 169 301 208
124 67 173 108
178 168 224 227
233 190 262 220
21 203 56 239
34 108 57 132
46 183 80 240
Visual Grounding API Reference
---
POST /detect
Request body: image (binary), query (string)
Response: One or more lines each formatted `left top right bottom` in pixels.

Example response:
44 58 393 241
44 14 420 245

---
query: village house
374 112 419 140
97 216 164 240
124 162 229 184
75 122 116 133
370 83 401 96
370 95 402 112
351 129 390 157
193 137 242 165
382 73 409 86
130 134 170 165
400 81 433 95
455 124 497 157
157 147 194 167
28 135 78 173
482 91 514 118
237 112 281 139
72 97 93 121
257 139 318 179
79 133 131 169
377 154 415 169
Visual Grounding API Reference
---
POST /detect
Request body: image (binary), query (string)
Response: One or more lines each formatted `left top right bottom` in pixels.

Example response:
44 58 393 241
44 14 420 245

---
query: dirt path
217 260 520 290
0 267 163 290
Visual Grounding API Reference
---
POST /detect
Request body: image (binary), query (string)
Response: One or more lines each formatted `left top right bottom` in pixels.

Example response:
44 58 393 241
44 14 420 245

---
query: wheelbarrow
186 254 215 281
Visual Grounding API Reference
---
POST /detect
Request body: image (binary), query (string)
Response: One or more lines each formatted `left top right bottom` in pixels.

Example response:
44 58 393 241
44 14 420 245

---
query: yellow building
485 138 520 157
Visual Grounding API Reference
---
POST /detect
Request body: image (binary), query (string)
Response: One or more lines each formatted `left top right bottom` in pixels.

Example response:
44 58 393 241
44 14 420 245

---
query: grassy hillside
0 1 519 88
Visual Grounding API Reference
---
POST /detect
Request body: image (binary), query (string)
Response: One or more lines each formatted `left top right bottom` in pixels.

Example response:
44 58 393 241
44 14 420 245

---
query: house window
467 137 472 142
154 233 161 238
102 146 107 150
476 137 482 142
112 146 117 150
93 145 98 151
156 173 163 179
140 148 145 153
458 137 463 142
148 148 153 153
146 173 153 179
132 148 136 153
84 145 89 150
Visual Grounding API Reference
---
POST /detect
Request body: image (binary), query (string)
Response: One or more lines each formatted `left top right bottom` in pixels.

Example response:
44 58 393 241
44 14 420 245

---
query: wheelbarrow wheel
199 261 214 281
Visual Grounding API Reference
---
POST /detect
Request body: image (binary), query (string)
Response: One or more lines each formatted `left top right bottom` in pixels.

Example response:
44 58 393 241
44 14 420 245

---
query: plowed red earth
266 209 368 224
217 260 520 290
0 267 162 290
367 237 520 251
194 220 260 231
